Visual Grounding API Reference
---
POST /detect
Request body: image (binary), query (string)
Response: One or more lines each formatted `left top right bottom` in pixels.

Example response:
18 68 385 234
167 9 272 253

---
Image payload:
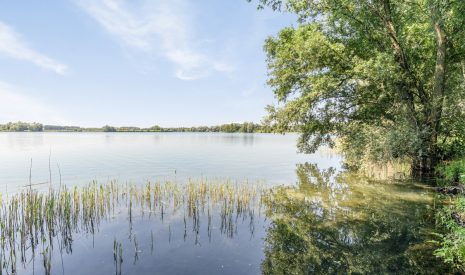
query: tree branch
378 0 428 107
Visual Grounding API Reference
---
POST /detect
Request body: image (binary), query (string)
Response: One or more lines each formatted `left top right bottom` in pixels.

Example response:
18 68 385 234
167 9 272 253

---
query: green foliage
220 123 241 133
149 125 162 132
118 126 141 132
340 122 419 170
255 0 465 177
148 122 267 133
0 121 272 133
435 196 465 271
44 125 82 132
438 137 465 161
218 123 259 133
102 125 117 132
436 158 465 186
0 121 43 132
456 197 465 213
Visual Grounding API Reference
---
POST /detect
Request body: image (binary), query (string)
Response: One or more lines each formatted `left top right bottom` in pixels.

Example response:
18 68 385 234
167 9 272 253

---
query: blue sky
0 0 294 127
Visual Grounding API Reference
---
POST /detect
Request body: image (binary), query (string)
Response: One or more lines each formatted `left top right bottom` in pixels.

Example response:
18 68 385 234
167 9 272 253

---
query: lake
0 132 340 192
0 133 447 274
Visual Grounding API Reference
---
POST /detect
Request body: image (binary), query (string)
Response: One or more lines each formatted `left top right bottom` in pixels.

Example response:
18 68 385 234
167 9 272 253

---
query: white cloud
0 82 67 124
77 0 234 80
0 22 67 75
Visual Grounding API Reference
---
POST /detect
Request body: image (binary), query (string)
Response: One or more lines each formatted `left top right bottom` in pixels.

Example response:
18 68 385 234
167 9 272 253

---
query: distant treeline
0 122 44 132
0 121 274 133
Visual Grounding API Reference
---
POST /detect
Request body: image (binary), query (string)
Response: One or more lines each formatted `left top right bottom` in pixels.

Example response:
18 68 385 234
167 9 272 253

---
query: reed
0 179 265 274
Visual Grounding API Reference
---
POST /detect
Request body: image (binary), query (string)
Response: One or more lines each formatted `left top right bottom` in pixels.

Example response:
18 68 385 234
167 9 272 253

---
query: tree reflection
0 166 453 274
261 163 450 274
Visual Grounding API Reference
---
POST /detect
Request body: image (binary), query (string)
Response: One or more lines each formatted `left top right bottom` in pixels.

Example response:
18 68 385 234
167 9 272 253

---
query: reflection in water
0 164 449 274
262 163 449 274
0 133 339 189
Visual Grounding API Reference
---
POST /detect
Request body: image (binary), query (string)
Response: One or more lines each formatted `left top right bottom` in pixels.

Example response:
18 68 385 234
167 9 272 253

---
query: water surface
0 132 339 191
0 133 446 274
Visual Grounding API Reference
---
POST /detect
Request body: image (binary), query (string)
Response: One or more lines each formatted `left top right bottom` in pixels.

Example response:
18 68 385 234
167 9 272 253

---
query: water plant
0 179 263 274
113 239 123 275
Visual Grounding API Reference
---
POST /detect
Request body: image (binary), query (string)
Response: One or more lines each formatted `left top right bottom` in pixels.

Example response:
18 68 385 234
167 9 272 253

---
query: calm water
0 132 339 191
0 133 446 274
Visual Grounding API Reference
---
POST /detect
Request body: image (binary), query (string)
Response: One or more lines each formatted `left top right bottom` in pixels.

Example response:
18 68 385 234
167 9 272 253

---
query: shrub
436 158 465 186
435 196 465 271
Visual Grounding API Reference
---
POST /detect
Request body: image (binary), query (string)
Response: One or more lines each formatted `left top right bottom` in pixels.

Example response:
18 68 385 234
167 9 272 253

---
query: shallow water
0 133 446 274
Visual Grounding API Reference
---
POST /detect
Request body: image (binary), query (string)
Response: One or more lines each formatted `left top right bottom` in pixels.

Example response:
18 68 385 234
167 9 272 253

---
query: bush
436 158 465 186
435 196 465 271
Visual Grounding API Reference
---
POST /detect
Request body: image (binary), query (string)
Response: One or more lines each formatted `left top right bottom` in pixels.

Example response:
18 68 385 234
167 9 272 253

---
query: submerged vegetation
0 180 262 274
0 164 454 274
3 0 465 273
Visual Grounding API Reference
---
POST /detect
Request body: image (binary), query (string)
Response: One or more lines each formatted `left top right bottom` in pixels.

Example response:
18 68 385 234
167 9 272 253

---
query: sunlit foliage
254 0 465 178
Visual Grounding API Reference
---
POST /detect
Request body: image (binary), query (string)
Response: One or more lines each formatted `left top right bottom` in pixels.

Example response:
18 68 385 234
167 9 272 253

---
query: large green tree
255 0 465 179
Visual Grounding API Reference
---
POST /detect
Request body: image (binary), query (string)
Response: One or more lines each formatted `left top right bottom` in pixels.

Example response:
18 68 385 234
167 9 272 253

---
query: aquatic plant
0 179 264 274
0 163 447 274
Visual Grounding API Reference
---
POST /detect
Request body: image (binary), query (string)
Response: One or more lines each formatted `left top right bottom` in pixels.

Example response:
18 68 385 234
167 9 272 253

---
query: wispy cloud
0 22 67 75
76 0 234 80
0 82 67 124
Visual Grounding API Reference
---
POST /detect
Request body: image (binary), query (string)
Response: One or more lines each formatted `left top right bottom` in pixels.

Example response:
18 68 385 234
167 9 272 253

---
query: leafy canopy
256 0 465 173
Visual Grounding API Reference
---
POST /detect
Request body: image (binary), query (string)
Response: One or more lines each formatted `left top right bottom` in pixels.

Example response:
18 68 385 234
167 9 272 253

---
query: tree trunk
411 1 447 182
430 1 446 141
411 143 437 181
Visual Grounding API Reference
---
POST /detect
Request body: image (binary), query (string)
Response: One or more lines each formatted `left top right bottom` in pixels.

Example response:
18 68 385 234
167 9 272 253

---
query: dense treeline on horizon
0 121 275 133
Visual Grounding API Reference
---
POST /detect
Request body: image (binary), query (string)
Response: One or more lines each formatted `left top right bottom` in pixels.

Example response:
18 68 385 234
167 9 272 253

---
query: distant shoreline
0 121 279 133
1 130 283 133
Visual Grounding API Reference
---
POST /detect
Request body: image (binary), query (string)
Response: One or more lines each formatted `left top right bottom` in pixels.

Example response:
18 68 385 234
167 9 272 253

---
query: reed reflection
0 180 262 274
